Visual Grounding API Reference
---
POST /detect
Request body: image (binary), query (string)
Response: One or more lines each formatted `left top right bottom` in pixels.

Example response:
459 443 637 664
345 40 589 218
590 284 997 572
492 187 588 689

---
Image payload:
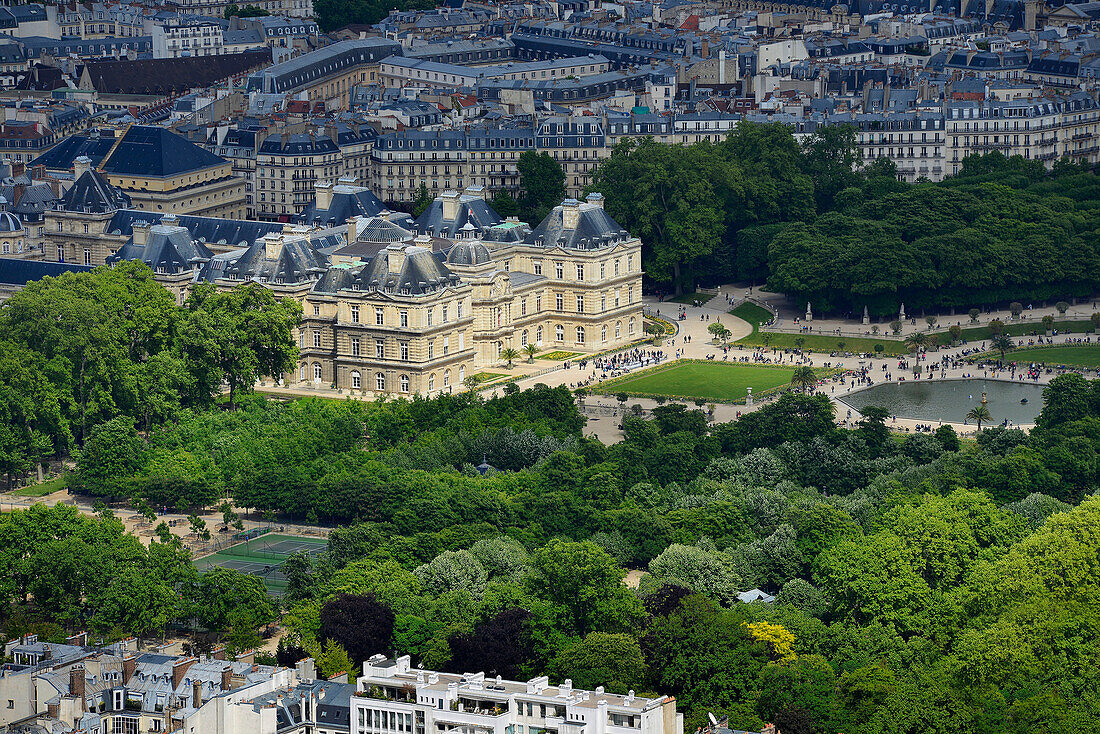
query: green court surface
598 360 799 402
194 533 328 594
997 345 1100 368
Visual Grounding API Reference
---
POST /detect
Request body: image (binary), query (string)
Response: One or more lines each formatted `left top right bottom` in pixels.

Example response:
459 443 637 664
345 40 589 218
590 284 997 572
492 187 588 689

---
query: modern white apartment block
352 656 682 734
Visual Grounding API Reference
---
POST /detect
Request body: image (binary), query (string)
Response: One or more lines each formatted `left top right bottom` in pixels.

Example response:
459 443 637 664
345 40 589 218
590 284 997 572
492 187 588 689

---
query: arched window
313 363 322 382
536 326 543 344
444 369 451 387
629 317 636 335
428 373 435 391
400 375 410 393
300 365 306 381
576 327 585 344
521 329 528 346
376 372 386 391
555 324 564 341
601 325 608 343
615 321 621 339
351 370 361 389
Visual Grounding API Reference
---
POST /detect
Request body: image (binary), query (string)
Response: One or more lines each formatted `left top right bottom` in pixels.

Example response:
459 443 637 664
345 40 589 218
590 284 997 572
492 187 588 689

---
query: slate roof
100 126 227 177
415 192 503 238
314 245 462 296
214 236 329 283
526 198 632 250
82 49 270 96
1 181 57 219
295 185 387 227
0 210 22 231
59 168 130 213
29 132 116 173
105 209 284 245
446 240 491 266
0 256 93 286
107 219 214 274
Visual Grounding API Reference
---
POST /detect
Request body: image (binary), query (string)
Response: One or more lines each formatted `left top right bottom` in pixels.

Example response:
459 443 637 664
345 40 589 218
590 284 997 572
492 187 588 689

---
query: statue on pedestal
746 387 754 406
862 306 870 325
805 302 813 322
899 303 906 320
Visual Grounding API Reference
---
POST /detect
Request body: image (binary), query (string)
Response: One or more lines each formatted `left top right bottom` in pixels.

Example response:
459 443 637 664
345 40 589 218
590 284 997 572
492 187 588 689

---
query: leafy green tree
524 343 539 362
189 566 275 632
517 151 566 224
1055 300 1070 315
528 540 635 636
756 655 841 734
948 324 962 344
801 125 859 211
988 319 1006 336
790 366 817 393
410 183 432 216
74 416 147 497
549 632 645 693
969 308 981 323
178 283 301 409
490 190 520 218
499 348 519 369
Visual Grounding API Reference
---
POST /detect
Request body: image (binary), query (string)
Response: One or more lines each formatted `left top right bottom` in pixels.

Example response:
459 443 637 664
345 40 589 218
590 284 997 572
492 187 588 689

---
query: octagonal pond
839 379 1046 425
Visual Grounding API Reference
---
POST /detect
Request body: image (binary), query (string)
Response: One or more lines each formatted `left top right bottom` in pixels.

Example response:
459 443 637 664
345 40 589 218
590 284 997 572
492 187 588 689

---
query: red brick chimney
221 665 232 692
70 666 86 703
212 646 226 661
172 658 197 690
122 655 137 685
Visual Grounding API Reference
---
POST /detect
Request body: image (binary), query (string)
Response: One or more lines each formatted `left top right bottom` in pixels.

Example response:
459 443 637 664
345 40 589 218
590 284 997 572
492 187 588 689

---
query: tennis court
194 533 328 594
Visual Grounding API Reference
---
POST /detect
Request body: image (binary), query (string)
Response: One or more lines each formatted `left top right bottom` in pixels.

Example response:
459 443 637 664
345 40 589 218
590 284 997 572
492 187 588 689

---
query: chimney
440 190 460 221
66 631 88 647
296 658 316 682
701 38 709 58
73 155 92 179
33 164 45 180
70 666 87 705
585 192 604 210
212 646 226 661
122 655 137 684
235 649 255 666
346 217 361 242
315 181 333 211
561 199 581 230
221 665 233 692
50 179 59 198
47 702 59 719
263 233 283 261
13 183 25 205
193 679 202 709
462 184 485 200
12 161 24 177
131 222 151 247
386 244 407 275
172 657 197 691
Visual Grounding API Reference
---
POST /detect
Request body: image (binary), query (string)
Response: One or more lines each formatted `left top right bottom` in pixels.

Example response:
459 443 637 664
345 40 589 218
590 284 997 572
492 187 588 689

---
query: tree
989 319 1006 336
447 607 533 679
801 125 859 211
178 283 302 410
189 566 274 632
463 375 480 392
414 549 488 597
187 514 210 543
549 633 645 693
990 334 1015 361
1010 302 1023 318
890 320 903 335
1055 301 1070 316
524 343 539 363
874 343 885 356
490 190 520 218
925 315 938 329
948 324 962 344
1091 312 1100 332
970 308 981 323
527 540 633 636
74 417 146 497
790 367 817 393
1042 315 1055 332
499 348 519 369
904 332 930 355
966 404 992 430
410 183 432 217
517 151 566 224
1037 373 1092 428
318 592 395 665
224 3 269 17
708 322 731 344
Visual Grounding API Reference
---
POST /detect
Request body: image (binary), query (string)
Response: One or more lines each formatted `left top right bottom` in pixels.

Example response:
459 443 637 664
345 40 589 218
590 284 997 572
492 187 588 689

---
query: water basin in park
839 379 1047 425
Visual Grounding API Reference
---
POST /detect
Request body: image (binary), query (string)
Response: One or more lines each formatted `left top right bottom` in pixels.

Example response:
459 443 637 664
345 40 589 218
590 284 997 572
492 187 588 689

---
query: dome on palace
446 240 491 266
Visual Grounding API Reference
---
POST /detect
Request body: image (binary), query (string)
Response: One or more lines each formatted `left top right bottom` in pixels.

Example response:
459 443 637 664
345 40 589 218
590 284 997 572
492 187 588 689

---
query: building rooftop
100 126 228 178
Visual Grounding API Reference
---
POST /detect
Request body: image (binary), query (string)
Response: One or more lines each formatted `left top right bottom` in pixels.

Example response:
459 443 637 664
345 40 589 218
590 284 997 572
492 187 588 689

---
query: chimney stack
263 233 283 261
70 666 87 705
221 665 233 692
172 658 197 691
122 655 137 684
212 646 226 661
440 190 460 221
315 181 333 211
73 155 92 179
131 222 151 247
585 192 604 210
386 244 407 275
66 631 88 647
561 199 581 230
193 679 203 709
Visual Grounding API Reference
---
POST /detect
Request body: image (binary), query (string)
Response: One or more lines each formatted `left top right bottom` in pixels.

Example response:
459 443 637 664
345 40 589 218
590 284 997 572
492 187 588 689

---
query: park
597 360 803 403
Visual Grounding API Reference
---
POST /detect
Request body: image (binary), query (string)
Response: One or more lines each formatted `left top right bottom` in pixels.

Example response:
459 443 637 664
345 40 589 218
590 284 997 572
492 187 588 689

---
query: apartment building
256 131 343 222
351 656 682 734
168 0 314 19
57 2 146 39
151 18 224 59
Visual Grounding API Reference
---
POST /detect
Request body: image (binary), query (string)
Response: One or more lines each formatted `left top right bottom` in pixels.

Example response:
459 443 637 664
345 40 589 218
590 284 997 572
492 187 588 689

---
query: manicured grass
536 351 582 360
11 475 66 497
992 345 1100 368
736 330 909 356
729 302 774 328
955 319 1095 342
665 292 715 306
597 360 799 402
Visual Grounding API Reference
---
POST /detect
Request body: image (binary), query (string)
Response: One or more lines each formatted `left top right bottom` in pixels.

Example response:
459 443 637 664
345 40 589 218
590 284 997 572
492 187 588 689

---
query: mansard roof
59 168 130 213
525 197 632 250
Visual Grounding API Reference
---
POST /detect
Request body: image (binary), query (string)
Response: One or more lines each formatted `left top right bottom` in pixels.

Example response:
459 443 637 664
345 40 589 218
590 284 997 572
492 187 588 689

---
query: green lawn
597 361 800 402
11 475 66 497
729 302 774 328
990 345 1100 368
736 330 909 356
956 319 1095 342
665 292 715 306
472 372 507 383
